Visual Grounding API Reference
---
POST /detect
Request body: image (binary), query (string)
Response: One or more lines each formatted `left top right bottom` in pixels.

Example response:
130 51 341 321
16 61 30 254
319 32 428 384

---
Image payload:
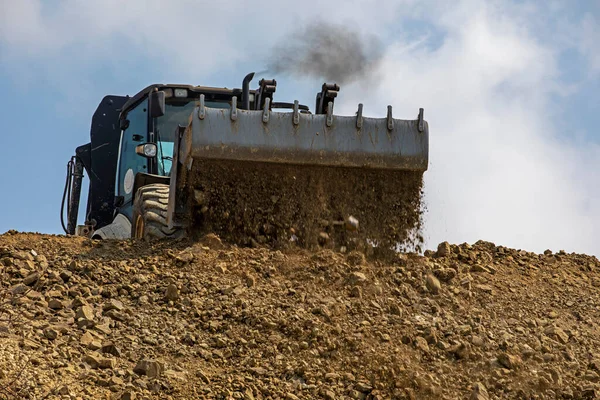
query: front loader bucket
168 98 429 252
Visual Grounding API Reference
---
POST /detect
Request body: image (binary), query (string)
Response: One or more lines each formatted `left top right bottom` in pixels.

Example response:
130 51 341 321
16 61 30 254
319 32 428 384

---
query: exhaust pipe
242 72 255 110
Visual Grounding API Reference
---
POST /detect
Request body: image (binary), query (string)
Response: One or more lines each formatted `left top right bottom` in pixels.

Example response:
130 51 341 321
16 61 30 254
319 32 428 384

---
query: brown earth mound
1 231 600 399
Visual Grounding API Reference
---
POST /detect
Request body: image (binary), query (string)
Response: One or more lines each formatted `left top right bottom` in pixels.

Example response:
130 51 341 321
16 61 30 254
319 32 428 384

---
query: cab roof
120 84 254 117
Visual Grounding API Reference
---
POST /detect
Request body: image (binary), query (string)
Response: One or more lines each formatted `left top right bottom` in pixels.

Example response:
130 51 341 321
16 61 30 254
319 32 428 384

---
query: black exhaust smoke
266 21 383 84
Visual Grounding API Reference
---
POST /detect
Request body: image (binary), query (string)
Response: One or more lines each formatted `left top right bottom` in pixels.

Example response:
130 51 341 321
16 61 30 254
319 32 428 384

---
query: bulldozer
61 73 429 251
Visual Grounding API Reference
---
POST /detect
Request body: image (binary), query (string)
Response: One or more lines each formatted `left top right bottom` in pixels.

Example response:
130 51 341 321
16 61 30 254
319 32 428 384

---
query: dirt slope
1 231 600 399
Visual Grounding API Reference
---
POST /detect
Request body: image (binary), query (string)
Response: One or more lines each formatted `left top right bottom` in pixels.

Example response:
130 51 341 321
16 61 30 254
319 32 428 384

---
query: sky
0 0 599 255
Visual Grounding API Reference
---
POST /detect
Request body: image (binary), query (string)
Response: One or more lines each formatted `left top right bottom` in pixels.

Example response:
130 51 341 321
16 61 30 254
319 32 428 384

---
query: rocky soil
1 231 600 399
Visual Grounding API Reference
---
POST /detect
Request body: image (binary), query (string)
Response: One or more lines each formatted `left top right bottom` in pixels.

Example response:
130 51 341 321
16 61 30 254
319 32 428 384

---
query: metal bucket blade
169 106 428 252
184 106 428 171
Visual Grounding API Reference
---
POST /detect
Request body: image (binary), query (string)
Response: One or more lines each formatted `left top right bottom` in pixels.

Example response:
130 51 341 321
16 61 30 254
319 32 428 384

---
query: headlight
135 143 157 158
174 88 188 98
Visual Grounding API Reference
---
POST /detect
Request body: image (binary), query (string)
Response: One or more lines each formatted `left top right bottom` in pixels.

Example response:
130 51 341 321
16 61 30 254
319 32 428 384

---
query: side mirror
119 119 130 130
149 91 166 118
135 143 157 158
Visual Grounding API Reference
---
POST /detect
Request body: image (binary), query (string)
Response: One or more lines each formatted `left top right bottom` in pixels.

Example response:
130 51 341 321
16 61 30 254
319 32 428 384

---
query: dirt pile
1 231 600 399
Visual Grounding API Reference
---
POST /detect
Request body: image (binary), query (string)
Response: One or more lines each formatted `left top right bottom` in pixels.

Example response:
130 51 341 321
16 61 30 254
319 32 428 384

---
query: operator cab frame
114 84 255 220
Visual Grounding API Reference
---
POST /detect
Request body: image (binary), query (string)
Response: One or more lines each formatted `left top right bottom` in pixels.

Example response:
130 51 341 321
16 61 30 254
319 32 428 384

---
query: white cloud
580 13 600 77
0 0 410 78
340 1 600 254
1 0 599 254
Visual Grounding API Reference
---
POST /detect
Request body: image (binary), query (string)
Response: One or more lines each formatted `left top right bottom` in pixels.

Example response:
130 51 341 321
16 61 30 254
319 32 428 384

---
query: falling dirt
188 159 424 256
1 231 600 399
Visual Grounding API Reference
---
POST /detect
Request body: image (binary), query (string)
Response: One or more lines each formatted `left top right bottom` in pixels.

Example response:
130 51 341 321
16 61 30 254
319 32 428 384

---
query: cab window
117 98 148 210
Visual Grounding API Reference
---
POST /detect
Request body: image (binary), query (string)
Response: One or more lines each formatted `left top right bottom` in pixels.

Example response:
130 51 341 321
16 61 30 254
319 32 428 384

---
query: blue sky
0 0 599 255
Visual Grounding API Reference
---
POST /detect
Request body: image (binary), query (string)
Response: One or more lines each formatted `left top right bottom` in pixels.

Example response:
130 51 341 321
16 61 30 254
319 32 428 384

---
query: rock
414 337 430 353
318 232 330 245
60 270 72 282
470 264 491 273
470 382 490 400
249 366 268 376
544 325 570 344
350 286 362 298
194 190 207 205
48 299 65 310
437 241 451 257
95 323 112 335
200 233 224 249
175 250 194 264
105 309 128 322
44 327 59 340
55 385 71 396
104 299 124 312
450 342 471 360
426 274 441 294
14 251 34 261
349 272 367 285
23 272 40 286
89 340 102 351
542 353 555 362
80 332 95 346
11 284 28 295
245 274 256 288
76 305 95 321
460 276 472 290
110 376 124 386
134 359 163 378
549 368 563 385
102 342 122 357
355 382 373 392
498 353 521 370
474 284 494 294
20 338 40 350
163 370 187 381
424 328 439 345
83 353 102 369
196 369 210 383
26 290 43 301
346 251 366 266
435 268 457 282
71 297 88 308
325 372 340 381
345 215 359 231
99 357 116 369
165 284 179 301
118 391 136 400
389 303 402 316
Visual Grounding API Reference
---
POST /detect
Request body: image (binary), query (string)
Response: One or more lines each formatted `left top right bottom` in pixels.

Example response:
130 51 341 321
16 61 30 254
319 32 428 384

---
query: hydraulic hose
60 157 75 234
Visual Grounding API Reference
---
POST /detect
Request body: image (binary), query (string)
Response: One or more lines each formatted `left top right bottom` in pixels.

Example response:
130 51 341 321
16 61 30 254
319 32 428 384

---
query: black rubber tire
131 184 184 240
